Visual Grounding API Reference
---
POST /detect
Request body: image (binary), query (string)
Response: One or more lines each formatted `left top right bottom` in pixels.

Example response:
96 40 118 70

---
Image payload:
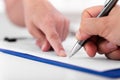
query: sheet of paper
0 36 120 72
0 13 120 73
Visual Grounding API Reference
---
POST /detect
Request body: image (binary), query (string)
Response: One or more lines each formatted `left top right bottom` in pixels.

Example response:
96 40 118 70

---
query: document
0 13 120 78
0 36 120 72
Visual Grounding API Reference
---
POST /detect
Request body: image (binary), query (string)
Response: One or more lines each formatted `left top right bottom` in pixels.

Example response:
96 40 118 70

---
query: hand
23 0 69 57
76 6 120 60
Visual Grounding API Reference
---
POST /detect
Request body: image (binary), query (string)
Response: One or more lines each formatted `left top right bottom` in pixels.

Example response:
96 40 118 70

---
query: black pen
69 0 119 58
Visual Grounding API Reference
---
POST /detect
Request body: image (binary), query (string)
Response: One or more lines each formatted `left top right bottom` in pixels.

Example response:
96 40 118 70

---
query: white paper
0 13 120 73
0 36 120 72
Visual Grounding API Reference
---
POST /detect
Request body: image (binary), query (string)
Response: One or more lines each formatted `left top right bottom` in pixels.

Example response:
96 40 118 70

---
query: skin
76 6 120 60
5 0 25 26
5 0 120 60
5 0 69 57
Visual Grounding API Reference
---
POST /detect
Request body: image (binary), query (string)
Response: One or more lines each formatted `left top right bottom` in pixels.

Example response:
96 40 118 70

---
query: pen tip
69 53 74 58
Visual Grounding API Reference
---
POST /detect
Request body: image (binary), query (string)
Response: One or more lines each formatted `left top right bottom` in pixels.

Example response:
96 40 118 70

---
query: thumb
76 17 109 40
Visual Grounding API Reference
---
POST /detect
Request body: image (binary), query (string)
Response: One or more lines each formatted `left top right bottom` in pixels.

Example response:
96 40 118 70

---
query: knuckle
43 18 54 28
48 33 59 40
82 9 87 16
81 8 90 18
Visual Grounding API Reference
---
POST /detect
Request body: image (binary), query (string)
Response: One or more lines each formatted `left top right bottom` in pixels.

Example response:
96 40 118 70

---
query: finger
82 6 103 19
62 18 70 41
84 37 97 57
56 17 65 41
77 15 109 41
27 23 45 40
46 28 66 57
37 24 66 57
76 6 109 41
34 19 66 57
97 40 118 54
36 39 51 52
27 23 51 51
105 48 120 60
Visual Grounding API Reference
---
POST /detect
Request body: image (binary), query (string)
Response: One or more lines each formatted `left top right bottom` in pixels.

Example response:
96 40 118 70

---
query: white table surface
0 1 120 80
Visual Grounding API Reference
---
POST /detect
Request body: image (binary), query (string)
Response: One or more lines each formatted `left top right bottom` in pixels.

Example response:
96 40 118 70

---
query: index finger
45 26 67 57
82 6 104 19
36 22 67 57
77 6 104 40
34 19 67 57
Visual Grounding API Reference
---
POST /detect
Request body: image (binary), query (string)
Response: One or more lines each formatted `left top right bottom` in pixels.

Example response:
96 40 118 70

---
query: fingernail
58 50 67 57
106 43 117 51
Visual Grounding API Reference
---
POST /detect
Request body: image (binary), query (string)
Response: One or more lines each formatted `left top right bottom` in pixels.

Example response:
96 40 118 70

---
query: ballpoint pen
69 0 119 58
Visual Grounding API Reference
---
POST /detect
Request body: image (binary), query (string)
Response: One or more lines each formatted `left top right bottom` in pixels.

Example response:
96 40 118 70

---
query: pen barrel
78 40 88 46
98 0 119 17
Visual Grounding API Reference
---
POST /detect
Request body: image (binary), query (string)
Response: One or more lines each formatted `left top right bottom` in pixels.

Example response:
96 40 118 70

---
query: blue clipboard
0 48 120 79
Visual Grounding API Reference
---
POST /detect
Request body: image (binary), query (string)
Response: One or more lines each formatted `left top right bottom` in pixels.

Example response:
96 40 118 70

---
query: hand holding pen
70 0 120 60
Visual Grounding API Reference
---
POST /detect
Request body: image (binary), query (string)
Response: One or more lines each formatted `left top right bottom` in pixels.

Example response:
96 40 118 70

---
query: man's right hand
76 6 120 60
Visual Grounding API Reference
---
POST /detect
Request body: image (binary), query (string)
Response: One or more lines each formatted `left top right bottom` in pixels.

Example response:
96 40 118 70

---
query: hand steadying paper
5 0 69 57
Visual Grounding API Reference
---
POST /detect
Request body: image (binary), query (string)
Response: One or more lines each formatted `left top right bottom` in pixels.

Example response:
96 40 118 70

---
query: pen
69 0 119 58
